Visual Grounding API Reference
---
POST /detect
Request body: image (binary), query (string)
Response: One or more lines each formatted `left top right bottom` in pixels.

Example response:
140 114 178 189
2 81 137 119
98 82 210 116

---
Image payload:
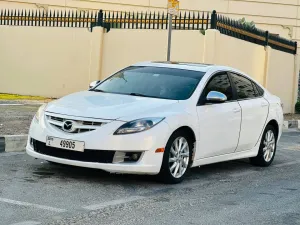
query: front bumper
26 145 160 174
26 114 172 175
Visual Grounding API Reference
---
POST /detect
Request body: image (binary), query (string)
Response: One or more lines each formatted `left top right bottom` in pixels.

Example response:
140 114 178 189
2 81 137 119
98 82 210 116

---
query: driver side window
203 73 233 101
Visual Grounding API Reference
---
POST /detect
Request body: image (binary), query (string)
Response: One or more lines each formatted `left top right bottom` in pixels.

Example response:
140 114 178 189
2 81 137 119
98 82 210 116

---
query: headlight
34 104 47 122
114 117 165 135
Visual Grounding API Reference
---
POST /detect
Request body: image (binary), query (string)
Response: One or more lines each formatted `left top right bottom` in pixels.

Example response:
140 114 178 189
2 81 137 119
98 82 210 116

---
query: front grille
46 115 107 134
50 116 63 122
32 140 115 163
82 121 102 126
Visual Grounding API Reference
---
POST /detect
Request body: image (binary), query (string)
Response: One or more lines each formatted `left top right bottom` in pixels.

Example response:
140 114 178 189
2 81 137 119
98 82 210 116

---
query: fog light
132 153 139 161
112 152 142 163
124 152 142 162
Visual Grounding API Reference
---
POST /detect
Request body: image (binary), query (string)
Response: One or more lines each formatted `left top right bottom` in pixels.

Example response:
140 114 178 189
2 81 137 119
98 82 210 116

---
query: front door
195 73 242 159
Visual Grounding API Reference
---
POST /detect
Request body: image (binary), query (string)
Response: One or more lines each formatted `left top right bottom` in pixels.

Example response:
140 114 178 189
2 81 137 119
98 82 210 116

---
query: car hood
45 91 178 121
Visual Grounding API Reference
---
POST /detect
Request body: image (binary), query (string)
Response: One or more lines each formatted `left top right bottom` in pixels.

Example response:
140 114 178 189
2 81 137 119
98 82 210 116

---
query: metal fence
0 9 107 31
0 8 297 54
0 9 211 31
212 11 297 54
103 10 210 30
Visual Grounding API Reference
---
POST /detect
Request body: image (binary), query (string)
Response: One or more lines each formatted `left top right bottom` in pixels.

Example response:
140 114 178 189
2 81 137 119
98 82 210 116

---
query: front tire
158 130 193 184
250 125 277 167
46 161 60 165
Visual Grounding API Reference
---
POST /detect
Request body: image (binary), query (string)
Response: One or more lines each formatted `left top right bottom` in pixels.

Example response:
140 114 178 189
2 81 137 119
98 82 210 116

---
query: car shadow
29 158 256 186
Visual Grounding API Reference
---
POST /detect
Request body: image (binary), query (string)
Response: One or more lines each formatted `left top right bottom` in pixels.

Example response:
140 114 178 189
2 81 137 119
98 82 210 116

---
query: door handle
233 108 241 113
261 102 268 107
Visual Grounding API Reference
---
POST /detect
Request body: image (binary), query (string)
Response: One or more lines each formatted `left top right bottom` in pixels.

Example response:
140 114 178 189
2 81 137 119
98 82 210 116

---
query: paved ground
285 113 300 121
0 104 40 135
0 100 51 135
0 130 300 225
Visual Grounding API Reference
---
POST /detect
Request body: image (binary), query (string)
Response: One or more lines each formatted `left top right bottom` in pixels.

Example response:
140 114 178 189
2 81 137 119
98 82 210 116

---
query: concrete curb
0 103 43 106
0 135 28 153
283 120 300 129
0 120 298 153
0 137 5 153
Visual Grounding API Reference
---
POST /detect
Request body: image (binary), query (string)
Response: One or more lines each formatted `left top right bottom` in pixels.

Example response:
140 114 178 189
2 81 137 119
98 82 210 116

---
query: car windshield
92 66 205 100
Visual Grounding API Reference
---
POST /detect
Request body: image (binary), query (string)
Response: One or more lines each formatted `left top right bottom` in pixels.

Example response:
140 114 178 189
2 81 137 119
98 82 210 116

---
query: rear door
229 72 269 152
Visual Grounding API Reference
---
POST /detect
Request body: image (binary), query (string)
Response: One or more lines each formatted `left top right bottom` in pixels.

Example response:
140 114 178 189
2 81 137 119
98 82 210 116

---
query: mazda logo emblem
63 120 76 133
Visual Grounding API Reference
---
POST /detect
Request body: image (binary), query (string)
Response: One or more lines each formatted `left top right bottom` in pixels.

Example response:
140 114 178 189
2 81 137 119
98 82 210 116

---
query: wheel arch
266 119 279 138
170 126 196 161
255 118 280 149
250 119 279 167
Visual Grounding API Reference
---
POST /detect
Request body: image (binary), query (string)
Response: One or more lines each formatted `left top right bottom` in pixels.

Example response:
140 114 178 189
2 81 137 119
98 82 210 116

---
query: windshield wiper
90 89 106 93
128 93 149 97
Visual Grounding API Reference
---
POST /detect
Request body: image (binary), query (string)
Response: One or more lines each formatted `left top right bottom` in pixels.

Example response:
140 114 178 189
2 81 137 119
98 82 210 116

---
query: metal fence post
210 10 217 29
265 31 269 46
98 9 103 26
167 13 172 61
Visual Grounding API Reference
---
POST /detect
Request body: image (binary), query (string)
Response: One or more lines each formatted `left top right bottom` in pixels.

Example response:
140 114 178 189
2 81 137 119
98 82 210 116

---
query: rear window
255 83 265 96
252 82 260 97
230 73 257 99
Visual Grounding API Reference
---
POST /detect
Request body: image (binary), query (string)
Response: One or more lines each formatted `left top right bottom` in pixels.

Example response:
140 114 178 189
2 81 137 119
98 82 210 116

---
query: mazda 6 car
26 61 283 183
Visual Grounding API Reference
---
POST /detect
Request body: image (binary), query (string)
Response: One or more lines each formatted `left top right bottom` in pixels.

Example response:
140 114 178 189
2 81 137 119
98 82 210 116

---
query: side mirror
89 80 101 89
206 91 227 103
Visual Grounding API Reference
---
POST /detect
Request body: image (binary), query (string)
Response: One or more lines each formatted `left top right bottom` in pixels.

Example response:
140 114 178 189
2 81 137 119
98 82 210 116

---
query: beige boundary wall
0 26 298 113
265 47 299 113
0 26 103 98
101 30 205 77
204 31 266 85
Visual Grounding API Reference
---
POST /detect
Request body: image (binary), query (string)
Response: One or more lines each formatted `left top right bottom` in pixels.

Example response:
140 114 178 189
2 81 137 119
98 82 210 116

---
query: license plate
46 136 85 152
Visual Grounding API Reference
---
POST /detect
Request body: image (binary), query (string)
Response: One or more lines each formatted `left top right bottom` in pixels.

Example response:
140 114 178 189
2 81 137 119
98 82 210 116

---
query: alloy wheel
169 137 190 178
263 130 276 162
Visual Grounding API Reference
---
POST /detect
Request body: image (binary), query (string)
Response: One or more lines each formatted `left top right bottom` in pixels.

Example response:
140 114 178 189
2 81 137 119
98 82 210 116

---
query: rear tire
158 130 193 184
250 125 277 167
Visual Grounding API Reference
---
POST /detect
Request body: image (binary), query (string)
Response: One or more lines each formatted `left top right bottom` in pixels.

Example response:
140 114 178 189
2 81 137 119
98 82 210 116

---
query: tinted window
255 83 265 96
230 73 256 99
203 74 233 101
92 66 205 100
252 82 260 97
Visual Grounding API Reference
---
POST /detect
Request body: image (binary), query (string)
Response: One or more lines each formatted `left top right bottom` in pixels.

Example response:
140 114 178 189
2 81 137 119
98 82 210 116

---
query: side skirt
191 145 259 168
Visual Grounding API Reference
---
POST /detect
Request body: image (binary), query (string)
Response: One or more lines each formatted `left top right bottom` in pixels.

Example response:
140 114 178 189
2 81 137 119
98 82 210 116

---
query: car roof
131 61 265 91
132 61 239 73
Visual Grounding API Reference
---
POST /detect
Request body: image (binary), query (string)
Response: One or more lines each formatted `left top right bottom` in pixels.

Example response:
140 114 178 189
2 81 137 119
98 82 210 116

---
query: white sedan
26 62 283 183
